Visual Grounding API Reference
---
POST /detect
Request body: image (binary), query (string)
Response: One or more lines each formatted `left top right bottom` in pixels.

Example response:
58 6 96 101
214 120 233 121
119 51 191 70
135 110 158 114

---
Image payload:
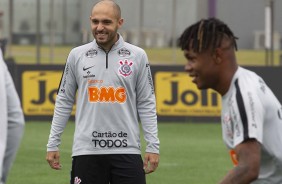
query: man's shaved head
91 0 121 20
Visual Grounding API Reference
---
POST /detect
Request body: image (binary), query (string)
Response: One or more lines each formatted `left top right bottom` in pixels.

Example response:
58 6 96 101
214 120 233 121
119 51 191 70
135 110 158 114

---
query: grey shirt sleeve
47 51 78 151
136 51 160 154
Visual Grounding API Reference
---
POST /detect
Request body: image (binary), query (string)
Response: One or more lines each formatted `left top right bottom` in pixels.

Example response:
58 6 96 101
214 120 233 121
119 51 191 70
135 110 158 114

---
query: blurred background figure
0 45 25 184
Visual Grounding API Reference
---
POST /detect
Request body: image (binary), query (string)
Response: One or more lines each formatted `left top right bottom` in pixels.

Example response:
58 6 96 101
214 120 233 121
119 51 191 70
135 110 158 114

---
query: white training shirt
47 35 159 156
221 67 282 183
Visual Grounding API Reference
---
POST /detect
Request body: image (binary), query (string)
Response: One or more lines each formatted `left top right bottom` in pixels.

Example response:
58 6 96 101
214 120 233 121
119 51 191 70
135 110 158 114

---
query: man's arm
136 51 160 154
219 139 260 184
135 50 160 173
46 51 77 169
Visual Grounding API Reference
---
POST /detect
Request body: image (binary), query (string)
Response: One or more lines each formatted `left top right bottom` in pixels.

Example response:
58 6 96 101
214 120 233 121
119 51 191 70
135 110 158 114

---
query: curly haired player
179 17 282 184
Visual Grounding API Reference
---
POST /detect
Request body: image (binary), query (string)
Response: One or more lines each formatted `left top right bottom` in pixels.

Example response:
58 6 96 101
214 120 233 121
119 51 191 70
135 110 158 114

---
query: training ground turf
7 121 232 184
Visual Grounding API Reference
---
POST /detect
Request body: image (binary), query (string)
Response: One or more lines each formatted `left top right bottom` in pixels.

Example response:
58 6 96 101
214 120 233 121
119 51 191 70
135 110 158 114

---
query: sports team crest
119 60 133 77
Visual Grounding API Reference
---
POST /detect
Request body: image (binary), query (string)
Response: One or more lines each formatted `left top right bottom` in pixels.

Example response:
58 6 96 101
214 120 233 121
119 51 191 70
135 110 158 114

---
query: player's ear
214 48 223 64
118 18 124 28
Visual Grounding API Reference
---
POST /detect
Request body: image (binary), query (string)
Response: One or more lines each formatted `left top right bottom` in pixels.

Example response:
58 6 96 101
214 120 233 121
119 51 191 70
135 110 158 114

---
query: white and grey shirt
47 35 159 156
222 67 282 184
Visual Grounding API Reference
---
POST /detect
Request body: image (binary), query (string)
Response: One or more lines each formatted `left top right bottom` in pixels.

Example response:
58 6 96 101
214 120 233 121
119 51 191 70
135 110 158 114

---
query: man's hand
46 151 62 170
143 153 159 174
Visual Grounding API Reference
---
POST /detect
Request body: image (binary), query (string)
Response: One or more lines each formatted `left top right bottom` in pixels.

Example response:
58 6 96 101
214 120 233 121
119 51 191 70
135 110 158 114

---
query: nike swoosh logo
83 65 95 71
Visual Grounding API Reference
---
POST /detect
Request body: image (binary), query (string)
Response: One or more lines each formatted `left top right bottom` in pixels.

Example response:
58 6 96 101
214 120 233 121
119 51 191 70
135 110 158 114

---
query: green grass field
6 45 282 66
6 121 232 184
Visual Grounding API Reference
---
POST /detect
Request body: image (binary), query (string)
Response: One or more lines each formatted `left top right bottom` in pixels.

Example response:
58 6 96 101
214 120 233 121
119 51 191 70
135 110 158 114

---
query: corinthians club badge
119 60 133 77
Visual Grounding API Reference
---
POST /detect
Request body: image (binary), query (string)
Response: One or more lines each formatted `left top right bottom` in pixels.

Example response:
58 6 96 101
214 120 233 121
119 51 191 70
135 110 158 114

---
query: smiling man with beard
46 1 160 184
